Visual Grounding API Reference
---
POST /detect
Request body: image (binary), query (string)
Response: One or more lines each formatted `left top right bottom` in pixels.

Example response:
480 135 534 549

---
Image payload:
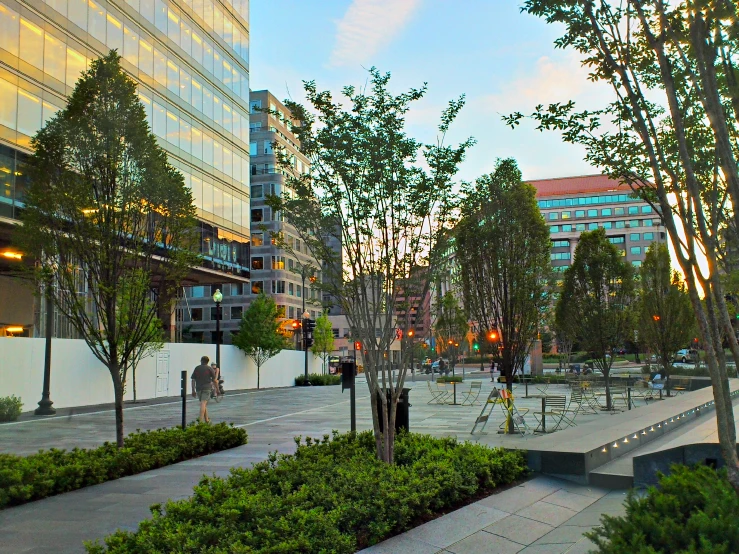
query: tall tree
638 243 696 393
508 0 739 488
233 293 286 389
560 229 636 410
433 291 468 375
17 52 198 447
311 311 335 374
270 69 473 463
455 159 551 397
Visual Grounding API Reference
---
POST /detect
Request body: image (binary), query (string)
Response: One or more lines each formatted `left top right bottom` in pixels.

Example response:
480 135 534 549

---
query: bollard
627 387 632 410
181 370 187 430
525 378 529 398
541 397 547 433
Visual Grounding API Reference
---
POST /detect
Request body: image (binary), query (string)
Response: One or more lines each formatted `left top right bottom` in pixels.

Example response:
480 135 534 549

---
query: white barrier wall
0 338 318 411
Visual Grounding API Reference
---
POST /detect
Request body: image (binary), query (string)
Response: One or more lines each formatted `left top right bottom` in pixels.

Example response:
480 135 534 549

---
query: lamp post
35 278 56 415
302 309 311 383
407 329 415 382
213 288 223 370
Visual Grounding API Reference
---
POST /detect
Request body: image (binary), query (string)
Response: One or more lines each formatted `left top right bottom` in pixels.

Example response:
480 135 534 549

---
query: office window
615 221 625 229
561 211 571 219
575 210 585 218
643 232 654 241
549 212 558 220
272 256 285 269
251 257 264 270
17 90 41 137
551 240 569 248
632 260 642 267
630 246 642 255
190 307 203 321
288 282 294 296
249 142 257 156
264 140 273 154
251 281 264 294
250 184 263 198
251 208 263 222
561 224 572 232
272 280 285 294
615 207 625 215
287 258 294 270
296 285 302 298
575 223 585 231
601 222 612 229
44 32 66 83
642 205 653 214
601 208 612 216
629 220 640 228
628 206 639 215
551 252 571 260
251 232 264 246
231 306 243 319
630 233 640 241
550 226 559 234
20 18 43 69
587 209 598 217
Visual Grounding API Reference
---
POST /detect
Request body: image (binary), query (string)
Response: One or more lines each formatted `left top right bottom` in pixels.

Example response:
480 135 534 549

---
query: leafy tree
553 286 579 371
311 311 335 374
17 52 198 447
433 291 468 375
270 69 472 463
508 0 739 489
638 244 696 394
455 159 551 396
559 229 636 410
233 294 286 389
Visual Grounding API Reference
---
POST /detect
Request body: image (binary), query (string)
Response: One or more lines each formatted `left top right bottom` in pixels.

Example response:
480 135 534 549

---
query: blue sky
249 0 611 183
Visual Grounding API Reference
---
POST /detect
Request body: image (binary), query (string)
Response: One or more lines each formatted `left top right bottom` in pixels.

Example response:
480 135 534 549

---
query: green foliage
0 423 246 509
233 293 286 389
85 432 527 553
456 159 551 388
433 291 468 353
295 374 341 386
310 312 334 373
437 375 464 383
587 465 739 553
0 396 23 422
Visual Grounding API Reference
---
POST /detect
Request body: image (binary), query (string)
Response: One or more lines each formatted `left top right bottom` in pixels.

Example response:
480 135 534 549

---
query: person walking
191 355 217 423
210 362 223 398
490 360 496 382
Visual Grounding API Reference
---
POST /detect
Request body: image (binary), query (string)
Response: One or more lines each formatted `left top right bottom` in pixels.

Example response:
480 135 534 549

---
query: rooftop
528 174 632 198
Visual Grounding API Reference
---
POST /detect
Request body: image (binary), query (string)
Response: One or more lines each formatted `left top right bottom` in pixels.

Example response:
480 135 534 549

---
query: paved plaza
0 375 650 553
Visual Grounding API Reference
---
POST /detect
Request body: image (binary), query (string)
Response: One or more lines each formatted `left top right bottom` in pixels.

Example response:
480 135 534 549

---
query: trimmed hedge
0 396 22 422
588 464 739 553
0 423 247 509
86 431 528 553
295 373 341 386
437 375 464 383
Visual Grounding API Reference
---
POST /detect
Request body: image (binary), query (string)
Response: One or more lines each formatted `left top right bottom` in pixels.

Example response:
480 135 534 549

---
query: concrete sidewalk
360 475 628 554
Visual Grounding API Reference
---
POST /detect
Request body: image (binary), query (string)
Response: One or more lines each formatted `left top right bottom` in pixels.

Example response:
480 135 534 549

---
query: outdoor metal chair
533 395 574 433
536 377 551 396
427 381 450 404
460 381 483 406
565 388 598 416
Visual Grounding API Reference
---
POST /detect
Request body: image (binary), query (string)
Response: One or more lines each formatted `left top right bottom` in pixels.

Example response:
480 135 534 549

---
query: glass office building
0 0 250 334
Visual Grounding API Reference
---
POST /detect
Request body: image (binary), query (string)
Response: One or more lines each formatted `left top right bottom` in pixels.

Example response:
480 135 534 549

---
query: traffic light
305 318 316 333
305 337 314 348
488 330 498 341
354 341 362 351
473 343 479 351
291 320 300 330
407 329 415 338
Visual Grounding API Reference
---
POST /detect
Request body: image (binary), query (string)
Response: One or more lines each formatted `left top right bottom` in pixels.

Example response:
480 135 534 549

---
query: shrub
295 373 341 386
437 375 464 383
85 431 528 553
0 396 22 422
587 464 739 553
0 423 246 509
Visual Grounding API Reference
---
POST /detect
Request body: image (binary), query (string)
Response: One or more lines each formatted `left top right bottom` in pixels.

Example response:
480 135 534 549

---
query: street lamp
213 288 223 370
407 329 415 381
35 273 56 415
302 309 311 383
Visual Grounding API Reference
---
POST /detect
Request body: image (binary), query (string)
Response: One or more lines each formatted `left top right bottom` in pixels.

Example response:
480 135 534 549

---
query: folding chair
460 381 482 406
427 381 450 404
533 395 574 433
536 377 551 396
566 388 597 416
496 388 533 436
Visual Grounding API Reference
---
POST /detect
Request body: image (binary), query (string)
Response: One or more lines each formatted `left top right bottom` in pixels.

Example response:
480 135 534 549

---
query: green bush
437 375 464 383
85 431 528 553
0 423 246 509
295 373 341 386
587 464 739 553
0 396 23 422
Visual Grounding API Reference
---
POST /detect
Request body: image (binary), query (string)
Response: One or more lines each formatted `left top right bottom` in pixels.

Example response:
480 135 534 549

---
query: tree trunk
257 361 260 390
112 367 125 448
603 366 611 411
133 364 137 403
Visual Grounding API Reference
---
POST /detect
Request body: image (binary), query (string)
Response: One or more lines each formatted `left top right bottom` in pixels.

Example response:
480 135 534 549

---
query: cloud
329 0 422 67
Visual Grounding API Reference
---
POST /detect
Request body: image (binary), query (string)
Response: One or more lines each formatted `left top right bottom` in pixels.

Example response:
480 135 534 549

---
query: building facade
0 0 251 336
529 175 667 271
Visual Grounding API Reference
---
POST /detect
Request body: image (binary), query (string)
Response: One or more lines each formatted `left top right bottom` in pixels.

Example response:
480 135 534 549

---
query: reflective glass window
203 132 213 165
233 110 241 141
153 47 166 86
223 146 232 176
152 102 166 139
179 68 191 104
203 86 213 119
629 220 640 227
180 118 191 153
0 4 20 56
20 18 44 69
138 93 152 125
575 210 585 218
191 127 202 158
601 222 612 229
249 142 257 156
575 223 585 231
615 221 625 229
644 232 654 240
139 0 153 22
630 246 641 255
630 233 640 241
233 196 241 227
47 0 68 16
203 0 213 28
615 207 625 215
123 25 139 66
139 38 153 75
154 0 167 32
213 140 223 171
0 78 17 129
213 50 223 81
213 94 222 126
213 186 223 217
166 59 178 95
167 8 180 44
191 175 202 209
88 1 106 43
181 19 192 56
202 181 213 213
223 104 232 134
68 0 87 30
642 205 653 214
203 40 213 74
601 208 611 216
66 46 86 86
628 206 639 215
44 33 66 83
191 78 203 112
191 30 203 64
223 191 232 222
214 6 224 35
17 89 41 136
588 222 597 230
106 12 122 52
42 100 59 126
166 110 179 147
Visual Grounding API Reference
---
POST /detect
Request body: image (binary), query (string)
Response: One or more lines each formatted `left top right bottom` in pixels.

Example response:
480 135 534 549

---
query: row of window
538 193 633 209
551 240 569 248
41 0 249 90
188 305 243 322
550 219 661 233
181 169 247 227
551 252 571 260
553 259 643 271
251 256 318 273
552 233 657 250
548 205 653 220
0 77 61 148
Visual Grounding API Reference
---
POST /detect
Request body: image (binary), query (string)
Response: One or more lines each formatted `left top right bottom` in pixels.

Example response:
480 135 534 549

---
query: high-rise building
247 90 321 326
0 0 252 337
529 175 667 271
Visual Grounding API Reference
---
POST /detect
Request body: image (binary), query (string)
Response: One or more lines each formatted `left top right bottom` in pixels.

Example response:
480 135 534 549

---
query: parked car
421 357 432 373
675 348 698 363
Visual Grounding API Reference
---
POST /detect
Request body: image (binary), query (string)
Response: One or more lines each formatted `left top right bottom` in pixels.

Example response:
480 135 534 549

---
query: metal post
411 342 414 382
542 397 547 433
350 362 356 432
627 387 632 410
525 378 529 398
35 282 56 415
215 301 221 371
180 370 187 429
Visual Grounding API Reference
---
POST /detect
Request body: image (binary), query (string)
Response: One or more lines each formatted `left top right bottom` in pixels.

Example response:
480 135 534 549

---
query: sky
249 0 612 184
